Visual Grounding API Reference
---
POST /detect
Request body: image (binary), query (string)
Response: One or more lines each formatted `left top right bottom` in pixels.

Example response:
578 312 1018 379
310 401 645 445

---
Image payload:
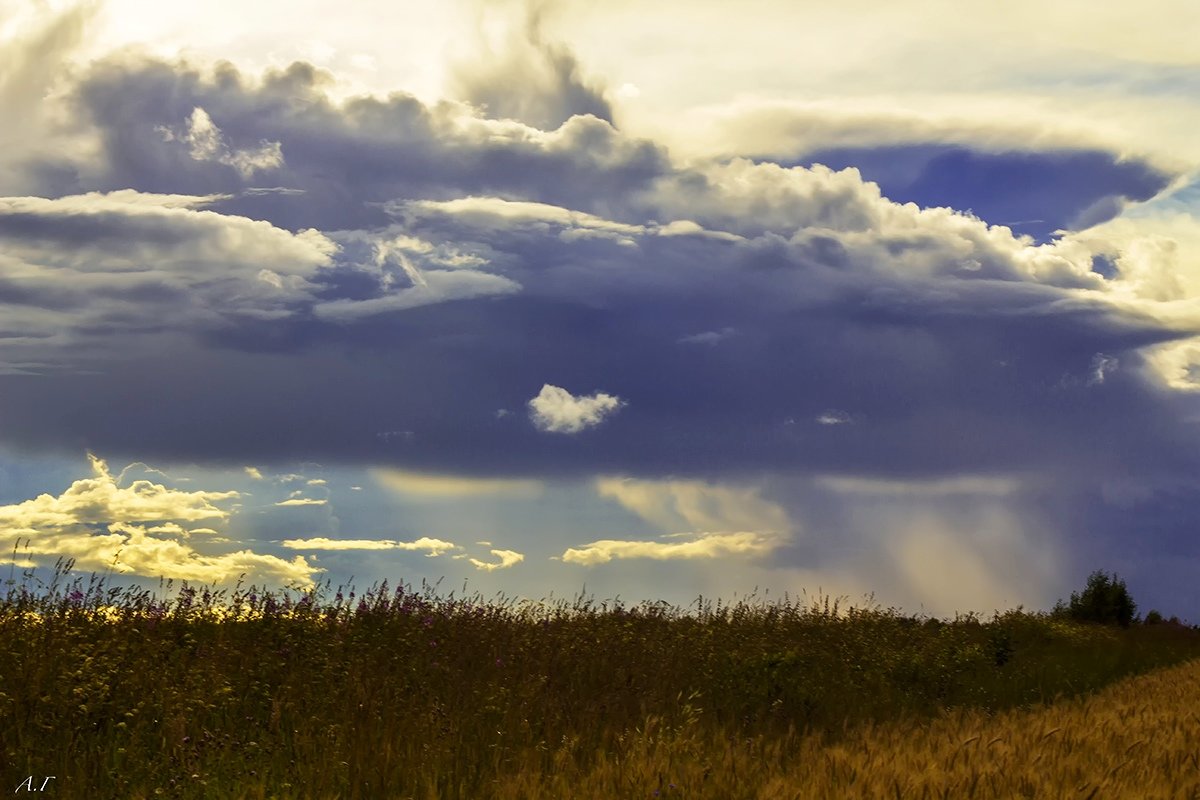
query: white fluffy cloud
528 383 624 433
0 454 237 530
0 455 318 586
468 548 525 571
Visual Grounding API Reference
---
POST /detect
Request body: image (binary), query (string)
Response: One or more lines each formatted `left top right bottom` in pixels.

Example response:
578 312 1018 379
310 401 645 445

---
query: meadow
4 562 1200 799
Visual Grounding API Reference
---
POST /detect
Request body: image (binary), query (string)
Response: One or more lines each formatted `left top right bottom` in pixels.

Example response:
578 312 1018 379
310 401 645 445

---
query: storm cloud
0 55 1197 489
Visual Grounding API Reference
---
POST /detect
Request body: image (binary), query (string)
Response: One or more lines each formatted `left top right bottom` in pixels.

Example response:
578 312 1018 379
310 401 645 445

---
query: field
4 566 1200 799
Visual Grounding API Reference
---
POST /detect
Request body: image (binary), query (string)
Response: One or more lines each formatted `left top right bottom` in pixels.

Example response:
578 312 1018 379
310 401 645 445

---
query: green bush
1054 570 1138 628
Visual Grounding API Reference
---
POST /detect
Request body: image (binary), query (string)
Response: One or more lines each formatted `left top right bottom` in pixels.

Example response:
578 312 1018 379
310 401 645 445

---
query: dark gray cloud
1 186 1196 488
64 57 656 233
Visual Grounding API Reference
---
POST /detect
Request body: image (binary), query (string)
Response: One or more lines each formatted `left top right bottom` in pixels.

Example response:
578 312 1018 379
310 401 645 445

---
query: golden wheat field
491 657 1200 800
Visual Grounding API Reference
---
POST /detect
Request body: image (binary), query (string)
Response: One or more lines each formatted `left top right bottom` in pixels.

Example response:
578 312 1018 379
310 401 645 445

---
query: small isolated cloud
244 466 264 480
816 410 852 425
1089 353 1120 385
243 187 306 197
281 536 458 556
561 531 777 565
468 548 525 572
678 327 736 346
159 107 283 178
528 384 624 434
281 537 397 551
306 478 327 486
273 497 327 507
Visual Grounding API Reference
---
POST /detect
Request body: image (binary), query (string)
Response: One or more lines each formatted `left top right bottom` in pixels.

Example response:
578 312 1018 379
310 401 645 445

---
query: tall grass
4 560 1199 798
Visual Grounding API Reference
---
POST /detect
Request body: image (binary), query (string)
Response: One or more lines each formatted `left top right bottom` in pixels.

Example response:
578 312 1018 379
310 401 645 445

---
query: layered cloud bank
1 2 1200 615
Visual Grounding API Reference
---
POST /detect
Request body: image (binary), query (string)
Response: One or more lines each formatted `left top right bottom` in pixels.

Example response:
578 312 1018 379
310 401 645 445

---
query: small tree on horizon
1053 570 1137 628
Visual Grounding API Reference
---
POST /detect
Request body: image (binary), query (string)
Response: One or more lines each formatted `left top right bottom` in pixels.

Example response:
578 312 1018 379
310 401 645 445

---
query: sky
2 0 1200 619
